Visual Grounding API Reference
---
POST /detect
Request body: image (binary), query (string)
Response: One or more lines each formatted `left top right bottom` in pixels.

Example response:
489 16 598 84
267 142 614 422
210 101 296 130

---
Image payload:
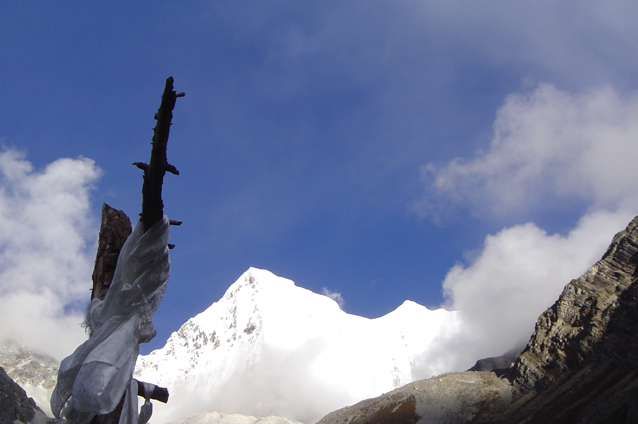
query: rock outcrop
318 215 638 424
0 365 37 424
0 340 59 417
468 348 521 373
0 340 58 392
497 214 638 423
316 372 512 424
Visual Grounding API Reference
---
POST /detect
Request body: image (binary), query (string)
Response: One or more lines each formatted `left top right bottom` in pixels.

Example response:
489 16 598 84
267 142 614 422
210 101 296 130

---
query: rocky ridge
0 365 49 424
318 215 638 424
0 340 58 390
0 340 59 417
0 365 36 424
316 372 512 424
497 214 638 423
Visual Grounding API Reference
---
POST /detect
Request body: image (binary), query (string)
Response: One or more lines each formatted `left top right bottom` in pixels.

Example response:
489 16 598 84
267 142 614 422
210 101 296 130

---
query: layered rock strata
498 215 638 423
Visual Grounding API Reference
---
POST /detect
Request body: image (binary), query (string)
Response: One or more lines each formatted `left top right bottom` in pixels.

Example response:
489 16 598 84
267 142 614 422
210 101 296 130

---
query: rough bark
91 204 132 300
135 76 183 233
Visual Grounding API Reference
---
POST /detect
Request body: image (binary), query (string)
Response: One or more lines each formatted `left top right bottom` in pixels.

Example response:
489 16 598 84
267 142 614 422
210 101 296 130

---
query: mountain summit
134 267 456 424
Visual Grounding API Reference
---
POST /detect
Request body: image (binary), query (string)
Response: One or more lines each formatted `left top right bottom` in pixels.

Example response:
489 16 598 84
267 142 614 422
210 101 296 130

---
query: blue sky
2 1 638 358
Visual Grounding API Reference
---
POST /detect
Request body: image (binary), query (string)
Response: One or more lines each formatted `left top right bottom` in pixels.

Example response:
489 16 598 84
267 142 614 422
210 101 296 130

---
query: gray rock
510 215 638 393
493 216 638 423
317 371 512 424
468 347 522 372
492 217 638 423
0 340 59 417
0 340 59 390
0 365 36 424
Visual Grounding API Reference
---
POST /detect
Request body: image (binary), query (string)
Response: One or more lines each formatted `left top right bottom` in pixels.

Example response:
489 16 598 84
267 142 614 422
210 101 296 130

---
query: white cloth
51 216 171 424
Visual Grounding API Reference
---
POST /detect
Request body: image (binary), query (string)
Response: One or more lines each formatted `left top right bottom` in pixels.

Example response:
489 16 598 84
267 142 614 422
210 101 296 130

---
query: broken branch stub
91 204 132 301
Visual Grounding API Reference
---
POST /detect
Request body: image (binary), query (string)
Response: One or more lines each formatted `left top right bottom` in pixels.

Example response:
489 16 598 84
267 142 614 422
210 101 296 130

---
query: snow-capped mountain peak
135 268 456 424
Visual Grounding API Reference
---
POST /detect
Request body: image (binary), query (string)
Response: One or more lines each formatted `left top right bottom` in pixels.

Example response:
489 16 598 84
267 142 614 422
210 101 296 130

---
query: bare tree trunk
91 204 132 301
88 77 182 424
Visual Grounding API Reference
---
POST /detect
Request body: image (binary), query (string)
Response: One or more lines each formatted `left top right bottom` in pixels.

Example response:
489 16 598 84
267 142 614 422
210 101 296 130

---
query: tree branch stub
91 204 132 301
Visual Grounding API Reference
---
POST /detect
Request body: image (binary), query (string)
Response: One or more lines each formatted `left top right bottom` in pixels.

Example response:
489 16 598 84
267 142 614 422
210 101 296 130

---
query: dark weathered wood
138 76 183 233
88 206 132 424
91 204 132 301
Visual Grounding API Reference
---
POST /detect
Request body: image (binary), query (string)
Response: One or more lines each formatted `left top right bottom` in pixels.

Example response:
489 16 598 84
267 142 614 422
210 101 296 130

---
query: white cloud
425 209 634 371
321 287 345 309
418 84 638 218
0 149 101 360
157 342 350 424
415 83 638 370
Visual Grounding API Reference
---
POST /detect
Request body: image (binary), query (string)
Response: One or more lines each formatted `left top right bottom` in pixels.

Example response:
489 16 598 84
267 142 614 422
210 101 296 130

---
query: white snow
19 384 53 417
135 268 457 424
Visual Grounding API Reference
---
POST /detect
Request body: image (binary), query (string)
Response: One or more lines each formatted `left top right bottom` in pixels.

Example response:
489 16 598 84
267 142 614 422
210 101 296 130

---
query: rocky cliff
0 340 59 417
0 365 38 424
318 215 638 424
498 214 638 423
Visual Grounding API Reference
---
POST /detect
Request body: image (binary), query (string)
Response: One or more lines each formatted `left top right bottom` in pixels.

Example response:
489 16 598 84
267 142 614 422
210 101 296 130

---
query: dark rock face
0 365 36 424
511 215 638 393
468 348 522 372
498 215 638 423
318 215 638 424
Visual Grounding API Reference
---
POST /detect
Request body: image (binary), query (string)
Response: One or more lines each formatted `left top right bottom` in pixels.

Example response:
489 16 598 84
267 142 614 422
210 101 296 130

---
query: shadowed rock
0 365 36 424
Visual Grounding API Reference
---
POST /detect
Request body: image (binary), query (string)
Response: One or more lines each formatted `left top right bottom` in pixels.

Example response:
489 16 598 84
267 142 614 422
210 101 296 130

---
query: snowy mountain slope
135 268 457 424
0 338 301 424
0 339 59 417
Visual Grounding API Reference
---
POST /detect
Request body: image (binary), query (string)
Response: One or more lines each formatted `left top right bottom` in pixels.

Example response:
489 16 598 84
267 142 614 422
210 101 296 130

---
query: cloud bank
423 209 633 372
0 149 100 360
418 84 638 218
418 84 638 370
